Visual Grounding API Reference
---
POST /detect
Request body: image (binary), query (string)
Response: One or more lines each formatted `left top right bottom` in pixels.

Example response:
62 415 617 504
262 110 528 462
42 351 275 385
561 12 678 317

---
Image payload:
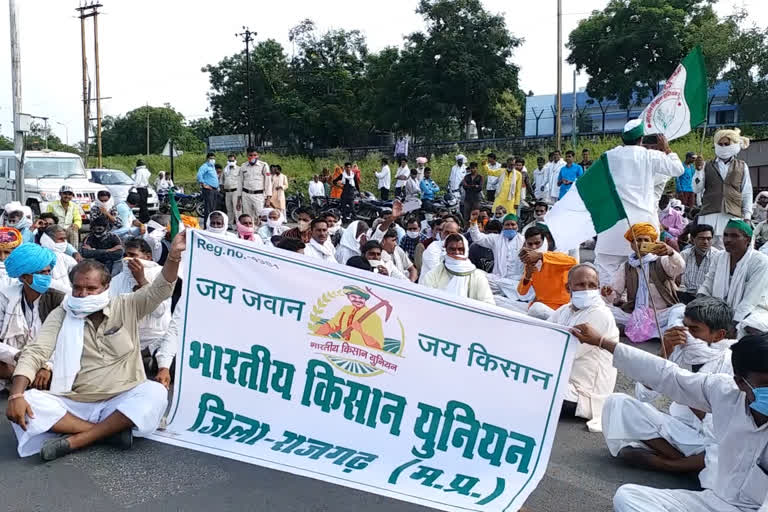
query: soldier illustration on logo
313 285 391 350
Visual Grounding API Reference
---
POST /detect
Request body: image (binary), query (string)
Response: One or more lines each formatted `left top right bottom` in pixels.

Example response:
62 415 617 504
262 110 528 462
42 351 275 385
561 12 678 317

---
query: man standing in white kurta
571 322 768 512
601 297 735 487
593 119 685 286
698 128 752 250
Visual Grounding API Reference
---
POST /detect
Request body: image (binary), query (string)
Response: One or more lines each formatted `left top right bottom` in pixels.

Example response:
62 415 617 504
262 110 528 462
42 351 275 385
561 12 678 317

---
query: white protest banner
149 230 579 512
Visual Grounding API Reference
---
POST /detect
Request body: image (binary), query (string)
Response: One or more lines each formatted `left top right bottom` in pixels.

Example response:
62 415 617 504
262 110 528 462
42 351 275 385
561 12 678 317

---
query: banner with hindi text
149 230 580 512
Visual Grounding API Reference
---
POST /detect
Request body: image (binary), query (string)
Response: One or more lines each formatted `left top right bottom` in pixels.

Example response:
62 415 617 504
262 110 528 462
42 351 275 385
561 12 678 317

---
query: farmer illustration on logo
309 285 404 377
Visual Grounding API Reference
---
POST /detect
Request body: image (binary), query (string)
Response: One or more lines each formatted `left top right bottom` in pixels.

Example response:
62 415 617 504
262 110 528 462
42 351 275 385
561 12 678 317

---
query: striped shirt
680 246 721 293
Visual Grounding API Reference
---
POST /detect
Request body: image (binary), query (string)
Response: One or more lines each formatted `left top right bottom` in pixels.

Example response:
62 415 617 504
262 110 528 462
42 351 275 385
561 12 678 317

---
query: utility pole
571 69 577 149
78 4 88 162
237 27 255 148
56 121 69 146
76 2 103 166
146 102 150 156
555 0 562 151
92 5 102 167
9 0 24 203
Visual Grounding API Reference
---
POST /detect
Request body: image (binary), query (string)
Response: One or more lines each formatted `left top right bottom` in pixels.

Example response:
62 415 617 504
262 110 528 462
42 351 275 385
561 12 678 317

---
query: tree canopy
201 0 524 148
101 105 205 156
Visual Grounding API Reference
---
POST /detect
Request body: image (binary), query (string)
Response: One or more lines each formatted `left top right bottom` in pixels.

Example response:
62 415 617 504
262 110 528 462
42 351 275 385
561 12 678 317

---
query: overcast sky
0 0 765 143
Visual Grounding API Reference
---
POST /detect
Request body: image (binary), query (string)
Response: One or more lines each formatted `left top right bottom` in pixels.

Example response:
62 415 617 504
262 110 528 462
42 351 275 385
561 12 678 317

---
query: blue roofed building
524 80 737 137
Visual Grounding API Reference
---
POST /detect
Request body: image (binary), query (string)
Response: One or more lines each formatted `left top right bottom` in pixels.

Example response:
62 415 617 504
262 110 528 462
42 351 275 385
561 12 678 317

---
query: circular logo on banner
648 95 687 140
307 285 404 377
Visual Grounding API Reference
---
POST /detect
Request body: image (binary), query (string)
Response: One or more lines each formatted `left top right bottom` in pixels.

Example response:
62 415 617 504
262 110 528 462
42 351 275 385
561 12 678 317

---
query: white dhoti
487 275 535 312
12 381 168 457
241 192 265 220
614 486 742 512
601 394 709 458
594 253 627 287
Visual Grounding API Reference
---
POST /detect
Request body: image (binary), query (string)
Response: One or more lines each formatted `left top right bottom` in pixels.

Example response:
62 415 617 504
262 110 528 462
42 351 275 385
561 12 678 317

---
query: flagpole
624 219 669 359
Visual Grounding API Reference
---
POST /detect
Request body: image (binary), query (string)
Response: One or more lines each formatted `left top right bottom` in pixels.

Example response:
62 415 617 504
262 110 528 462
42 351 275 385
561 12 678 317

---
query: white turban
739 308 768 337
456 154 466 162
713 128 750 149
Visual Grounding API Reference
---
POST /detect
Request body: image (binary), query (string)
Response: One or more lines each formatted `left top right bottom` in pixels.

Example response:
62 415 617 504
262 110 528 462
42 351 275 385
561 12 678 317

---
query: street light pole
555 0 562 151
56 121 69 146
9 0 25 203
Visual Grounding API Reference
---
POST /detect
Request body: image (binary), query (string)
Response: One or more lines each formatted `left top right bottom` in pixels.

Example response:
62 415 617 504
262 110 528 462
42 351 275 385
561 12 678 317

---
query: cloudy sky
0 0 765 143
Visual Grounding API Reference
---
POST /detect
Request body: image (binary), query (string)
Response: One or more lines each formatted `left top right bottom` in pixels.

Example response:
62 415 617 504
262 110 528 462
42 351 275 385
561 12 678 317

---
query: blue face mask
502 229 517 240
745 379 768 416
25 273 52 294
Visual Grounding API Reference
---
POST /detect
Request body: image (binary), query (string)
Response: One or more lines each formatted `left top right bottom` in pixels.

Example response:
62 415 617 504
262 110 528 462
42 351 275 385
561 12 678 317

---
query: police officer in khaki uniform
222 153 240 228
237 148 272 220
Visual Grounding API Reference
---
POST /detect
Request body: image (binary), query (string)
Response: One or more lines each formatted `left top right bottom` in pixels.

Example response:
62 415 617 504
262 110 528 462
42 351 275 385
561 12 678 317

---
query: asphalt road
0 340 699 512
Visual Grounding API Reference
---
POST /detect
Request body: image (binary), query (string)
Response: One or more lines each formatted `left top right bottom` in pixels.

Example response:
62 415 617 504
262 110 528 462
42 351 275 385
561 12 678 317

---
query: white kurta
547 159 566 203
594 146 684 257
449 164 466 192
50 252 76 295
602 338 735 489
532 167 550 200
304 239 337 263
548 301 619 432
423 265 495 305
699 249 768 323
418 241 444 285
611 343 768 512
698 159 753 237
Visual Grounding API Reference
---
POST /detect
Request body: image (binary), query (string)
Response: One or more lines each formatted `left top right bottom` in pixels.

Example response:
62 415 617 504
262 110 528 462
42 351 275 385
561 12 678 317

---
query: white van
0 150 104 218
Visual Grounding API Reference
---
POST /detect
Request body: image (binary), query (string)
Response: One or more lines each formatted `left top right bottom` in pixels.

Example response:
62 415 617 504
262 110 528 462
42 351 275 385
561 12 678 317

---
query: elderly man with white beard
39 225 77 295
546 263 618 432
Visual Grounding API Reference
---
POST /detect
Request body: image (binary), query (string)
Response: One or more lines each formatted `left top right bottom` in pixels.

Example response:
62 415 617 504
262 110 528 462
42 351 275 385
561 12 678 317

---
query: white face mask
208 159 216 165
40 233 67 254
715 143 740 160
267 219 281 229
298 220 310 232
570 289 601 310
406 230 420 239
328 224 340 234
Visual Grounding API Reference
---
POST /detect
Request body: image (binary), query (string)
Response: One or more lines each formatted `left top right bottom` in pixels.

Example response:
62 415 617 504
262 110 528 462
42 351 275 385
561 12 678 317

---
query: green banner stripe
575 154 627 233
682 46 708 129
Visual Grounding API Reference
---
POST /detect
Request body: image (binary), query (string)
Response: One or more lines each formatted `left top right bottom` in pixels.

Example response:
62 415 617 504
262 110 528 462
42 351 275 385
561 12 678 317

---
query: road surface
0 340 699 512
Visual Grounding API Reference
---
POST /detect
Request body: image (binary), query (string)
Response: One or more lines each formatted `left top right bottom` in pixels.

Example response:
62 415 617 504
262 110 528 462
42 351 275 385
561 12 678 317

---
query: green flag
169 189 182 239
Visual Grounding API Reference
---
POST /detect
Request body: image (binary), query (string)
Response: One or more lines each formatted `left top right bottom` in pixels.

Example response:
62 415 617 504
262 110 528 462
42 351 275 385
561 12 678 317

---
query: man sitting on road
0 242 64 389
361 241 408 280
601 296 735 487
424 234 494 304
698 219 768 324
602 223 685 342
5 232 185 461
79 216 124 274
46 185 83 248
548 263 618 432
109 238 175 389
571 315 768 512
678 224 720 304
303 218 336 263
39 225 77 295
418 219 461 284
380 229 418 282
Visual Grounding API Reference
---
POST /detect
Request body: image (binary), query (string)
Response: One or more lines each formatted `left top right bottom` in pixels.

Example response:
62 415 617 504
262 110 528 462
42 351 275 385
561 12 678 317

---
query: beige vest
700 159 745 217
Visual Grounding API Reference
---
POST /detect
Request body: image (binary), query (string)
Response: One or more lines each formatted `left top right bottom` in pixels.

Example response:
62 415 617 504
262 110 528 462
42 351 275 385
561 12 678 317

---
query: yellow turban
624 222 658 242
713 128 750 149
0 227 22 251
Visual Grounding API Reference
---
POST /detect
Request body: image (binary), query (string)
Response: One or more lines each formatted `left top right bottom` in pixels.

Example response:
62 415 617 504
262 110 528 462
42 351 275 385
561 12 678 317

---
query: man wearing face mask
0 242 64 391
698 129 752 249
237 148 272 222
601 297 734 485
522 202 549 235
222 154 241 228
196 153 220 228
547 263 618 432
468 211 528 308
6 232 186 461
4 203 34 243
109 238 174 389
323 211 343 247
418 219 460 285
79 217 124 274
336 220 369 265
282 207 313 244
571 323 768 512
39 225 77 295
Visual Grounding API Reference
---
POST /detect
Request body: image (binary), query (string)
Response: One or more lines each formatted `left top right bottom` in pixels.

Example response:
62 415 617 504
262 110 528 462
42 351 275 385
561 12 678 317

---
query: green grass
88 133 716 196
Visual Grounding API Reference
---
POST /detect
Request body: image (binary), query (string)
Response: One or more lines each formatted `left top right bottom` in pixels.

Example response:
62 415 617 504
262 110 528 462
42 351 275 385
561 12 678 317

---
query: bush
88 133 718 194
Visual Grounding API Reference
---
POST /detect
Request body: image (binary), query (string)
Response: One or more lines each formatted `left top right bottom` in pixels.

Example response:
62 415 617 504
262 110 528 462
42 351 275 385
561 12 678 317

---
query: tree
188 118 215 143
203 39 292 145
406 0 523 138
722 26 768 122
24 122 79 153
567 0 721 108
101 104 204 155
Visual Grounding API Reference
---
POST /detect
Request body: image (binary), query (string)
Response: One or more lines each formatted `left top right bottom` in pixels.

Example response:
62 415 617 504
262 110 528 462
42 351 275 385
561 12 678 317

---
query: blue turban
5 243 57 278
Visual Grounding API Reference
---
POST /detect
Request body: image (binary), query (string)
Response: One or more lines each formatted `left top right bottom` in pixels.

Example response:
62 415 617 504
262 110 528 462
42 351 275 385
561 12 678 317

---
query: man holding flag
545 47 707 285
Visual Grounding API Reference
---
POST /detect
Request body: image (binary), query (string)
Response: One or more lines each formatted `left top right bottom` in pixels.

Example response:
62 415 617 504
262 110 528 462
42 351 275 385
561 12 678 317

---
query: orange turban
624 222 658 242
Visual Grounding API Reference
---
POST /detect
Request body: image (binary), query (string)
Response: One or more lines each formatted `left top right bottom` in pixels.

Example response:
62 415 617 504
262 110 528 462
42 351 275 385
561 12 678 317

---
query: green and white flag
638 46 708 141
544 154 627 251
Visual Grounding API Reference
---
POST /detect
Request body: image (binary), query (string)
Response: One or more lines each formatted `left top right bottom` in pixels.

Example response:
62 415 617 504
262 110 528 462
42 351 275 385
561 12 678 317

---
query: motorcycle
355 191 392 224
158 187 205 218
